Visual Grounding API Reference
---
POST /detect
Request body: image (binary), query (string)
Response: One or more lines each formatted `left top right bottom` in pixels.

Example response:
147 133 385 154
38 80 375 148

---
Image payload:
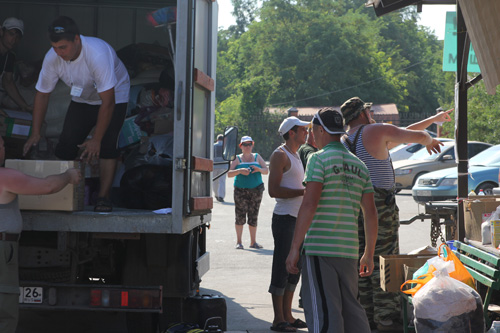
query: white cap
2 17 24 36
278 116 310 136
240 136 253 144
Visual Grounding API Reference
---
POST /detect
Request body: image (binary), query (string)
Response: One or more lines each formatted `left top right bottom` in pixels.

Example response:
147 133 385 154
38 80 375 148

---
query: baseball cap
2 17 24 36
278 116 310 136
312 107 345 135
340 97 372 125
240 136 253 144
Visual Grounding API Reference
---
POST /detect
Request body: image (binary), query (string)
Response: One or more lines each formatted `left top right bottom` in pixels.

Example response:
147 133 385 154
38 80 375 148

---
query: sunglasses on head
49 26 66 34
241 142 252 147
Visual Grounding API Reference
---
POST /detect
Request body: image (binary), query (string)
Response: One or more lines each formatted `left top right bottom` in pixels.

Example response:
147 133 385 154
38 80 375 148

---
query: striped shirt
342 127 395 190
303 142 374 259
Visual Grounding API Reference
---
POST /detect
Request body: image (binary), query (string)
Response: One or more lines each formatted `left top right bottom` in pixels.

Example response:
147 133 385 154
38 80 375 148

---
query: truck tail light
90 288 161 310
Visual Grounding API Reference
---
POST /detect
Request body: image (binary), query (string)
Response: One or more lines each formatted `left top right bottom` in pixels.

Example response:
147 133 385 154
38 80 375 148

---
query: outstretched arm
23 91 51 156
0 168 82 200
406 109 453 131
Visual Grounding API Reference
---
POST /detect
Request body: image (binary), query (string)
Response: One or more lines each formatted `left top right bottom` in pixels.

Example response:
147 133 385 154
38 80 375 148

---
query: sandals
249 242 263 249
270 322 296 332
235 243 244 250
94 197 113 212
291 319 307 328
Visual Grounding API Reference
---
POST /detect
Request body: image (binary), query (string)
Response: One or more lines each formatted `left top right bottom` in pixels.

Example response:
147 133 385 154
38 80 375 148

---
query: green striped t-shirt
303 141 374 259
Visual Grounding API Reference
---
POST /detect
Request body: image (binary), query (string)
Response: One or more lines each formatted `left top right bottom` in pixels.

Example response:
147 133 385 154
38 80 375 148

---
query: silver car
393 141 492 190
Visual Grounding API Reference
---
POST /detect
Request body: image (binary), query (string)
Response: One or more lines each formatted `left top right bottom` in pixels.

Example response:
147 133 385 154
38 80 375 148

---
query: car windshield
408 146 447 161
470 145 500 166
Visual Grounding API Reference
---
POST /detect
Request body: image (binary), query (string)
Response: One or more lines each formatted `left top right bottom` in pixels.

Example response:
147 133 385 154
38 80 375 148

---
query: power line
269 61 425 107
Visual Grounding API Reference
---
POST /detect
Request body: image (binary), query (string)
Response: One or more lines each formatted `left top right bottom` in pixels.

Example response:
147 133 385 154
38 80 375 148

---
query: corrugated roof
268 103 399 116
458 0 500 94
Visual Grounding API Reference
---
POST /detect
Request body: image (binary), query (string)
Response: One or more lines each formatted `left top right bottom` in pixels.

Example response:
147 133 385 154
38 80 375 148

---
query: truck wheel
126 313 158 333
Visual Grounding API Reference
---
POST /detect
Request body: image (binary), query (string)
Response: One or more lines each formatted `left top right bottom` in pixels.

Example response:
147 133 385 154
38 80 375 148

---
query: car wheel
476 182 498 195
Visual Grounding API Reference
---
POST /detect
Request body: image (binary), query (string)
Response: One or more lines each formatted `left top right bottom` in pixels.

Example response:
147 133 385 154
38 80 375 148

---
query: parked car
412 144 500 203
390 138 453 162
393 141 492 191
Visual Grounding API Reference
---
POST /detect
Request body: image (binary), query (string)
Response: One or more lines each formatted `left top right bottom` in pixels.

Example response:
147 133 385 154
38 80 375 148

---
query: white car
390 138 453 162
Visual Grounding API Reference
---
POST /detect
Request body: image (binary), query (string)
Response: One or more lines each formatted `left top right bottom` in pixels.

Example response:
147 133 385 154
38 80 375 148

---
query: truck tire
126 312 158 333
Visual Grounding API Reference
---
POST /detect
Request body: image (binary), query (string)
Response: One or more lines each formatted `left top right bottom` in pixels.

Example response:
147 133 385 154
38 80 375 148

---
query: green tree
215 0 455 156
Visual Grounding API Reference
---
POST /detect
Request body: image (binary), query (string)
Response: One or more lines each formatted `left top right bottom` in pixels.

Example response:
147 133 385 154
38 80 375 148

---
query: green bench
401 241 500 332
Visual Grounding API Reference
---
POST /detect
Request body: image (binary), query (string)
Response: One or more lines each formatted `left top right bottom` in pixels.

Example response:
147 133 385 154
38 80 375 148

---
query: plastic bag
401 256 441 296
438 243 475 290
412 259 483 332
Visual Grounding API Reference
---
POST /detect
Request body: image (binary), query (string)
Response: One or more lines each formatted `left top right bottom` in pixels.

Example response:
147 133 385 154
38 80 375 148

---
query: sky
216 2 455 40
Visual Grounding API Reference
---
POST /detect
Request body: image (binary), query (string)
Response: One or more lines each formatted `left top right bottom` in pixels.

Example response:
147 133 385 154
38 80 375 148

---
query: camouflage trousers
233 186 264 227
358 187 400 325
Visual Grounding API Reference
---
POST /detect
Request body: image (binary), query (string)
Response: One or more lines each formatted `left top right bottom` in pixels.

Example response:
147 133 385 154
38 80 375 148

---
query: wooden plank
455 241 500 266
465 266 497 288
192 156 213 172
455 252 500 279
190 197 213 211
194 68 215 92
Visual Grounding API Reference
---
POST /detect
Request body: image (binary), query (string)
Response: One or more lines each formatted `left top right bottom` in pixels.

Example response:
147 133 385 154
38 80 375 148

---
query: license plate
19 287 43 304
415 190 431 196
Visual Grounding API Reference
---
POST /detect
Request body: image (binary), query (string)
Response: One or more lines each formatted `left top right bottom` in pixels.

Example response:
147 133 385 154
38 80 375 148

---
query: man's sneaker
218 197 225 202
235 243 244 249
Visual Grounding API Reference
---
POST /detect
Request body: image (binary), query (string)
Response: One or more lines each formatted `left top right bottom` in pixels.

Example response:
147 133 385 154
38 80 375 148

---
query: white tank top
273 145 305 218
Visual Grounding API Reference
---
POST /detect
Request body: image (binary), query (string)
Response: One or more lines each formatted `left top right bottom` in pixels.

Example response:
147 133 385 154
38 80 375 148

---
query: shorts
55 101 127 160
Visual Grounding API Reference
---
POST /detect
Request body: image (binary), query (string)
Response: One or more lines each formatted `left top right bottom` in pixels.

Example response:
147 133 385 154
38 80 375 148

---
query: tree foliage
216 0 458 158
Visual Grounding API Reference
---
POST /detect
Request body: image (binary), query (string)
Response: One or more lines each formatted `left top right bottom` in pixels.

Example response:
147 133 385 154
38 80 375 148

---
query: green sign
442 12 480 73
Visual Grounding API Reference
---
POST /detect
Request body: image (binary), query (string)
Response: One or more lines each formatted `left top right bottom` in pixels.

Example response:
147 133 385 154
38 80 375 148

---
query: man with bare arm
0 135 81 333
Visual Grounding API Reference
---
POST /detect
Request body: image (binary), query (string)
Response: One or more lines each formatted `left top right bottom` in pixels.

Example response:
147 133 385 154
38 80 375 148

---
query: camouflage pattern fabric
233 186 264 227
340 96 372 125
358 187 400 325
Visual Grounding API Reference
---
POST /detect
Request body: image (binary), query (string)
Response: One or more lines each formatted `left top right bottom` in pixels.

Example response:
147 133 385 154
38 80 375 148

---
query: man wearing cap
0 135 81 333
0 17 32 112
286 107 378 332
268 116 309 332
340 96 450 331
213 134 226 202
23 16 130 212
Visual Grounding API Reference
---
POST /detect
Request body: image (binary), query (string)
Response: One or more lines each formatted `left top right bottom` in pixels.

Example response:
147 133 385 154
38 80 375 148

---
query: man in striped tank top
340 97 452 332
286 108 378 332
268 116 310 332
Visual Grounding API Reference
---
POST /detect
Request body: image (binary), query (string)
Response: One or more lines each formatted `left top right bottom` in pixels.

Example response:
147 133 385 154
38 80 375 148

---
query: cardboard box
463 196 500 242
5 160 85 211
118 115 145 148
380 254 435 292
491 220 500 247
0 109 32 139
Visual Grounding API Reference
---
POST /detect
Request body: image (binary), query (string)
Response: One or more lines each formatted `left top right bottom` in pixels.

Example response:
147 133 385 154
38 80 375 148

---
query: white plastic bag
413 258 483 332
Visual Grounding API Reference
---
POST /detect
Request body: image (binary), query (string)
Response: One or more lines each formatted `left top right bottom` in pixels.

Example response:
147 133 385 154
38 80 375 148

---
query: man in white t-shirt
23 16 130 212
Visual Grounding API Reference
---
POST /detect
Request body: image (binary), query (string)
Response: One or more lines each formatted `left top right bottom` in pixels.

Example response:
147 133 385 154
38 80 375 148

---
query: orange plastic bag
400 273 433 296
437 243 476 290
400 243 476 295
